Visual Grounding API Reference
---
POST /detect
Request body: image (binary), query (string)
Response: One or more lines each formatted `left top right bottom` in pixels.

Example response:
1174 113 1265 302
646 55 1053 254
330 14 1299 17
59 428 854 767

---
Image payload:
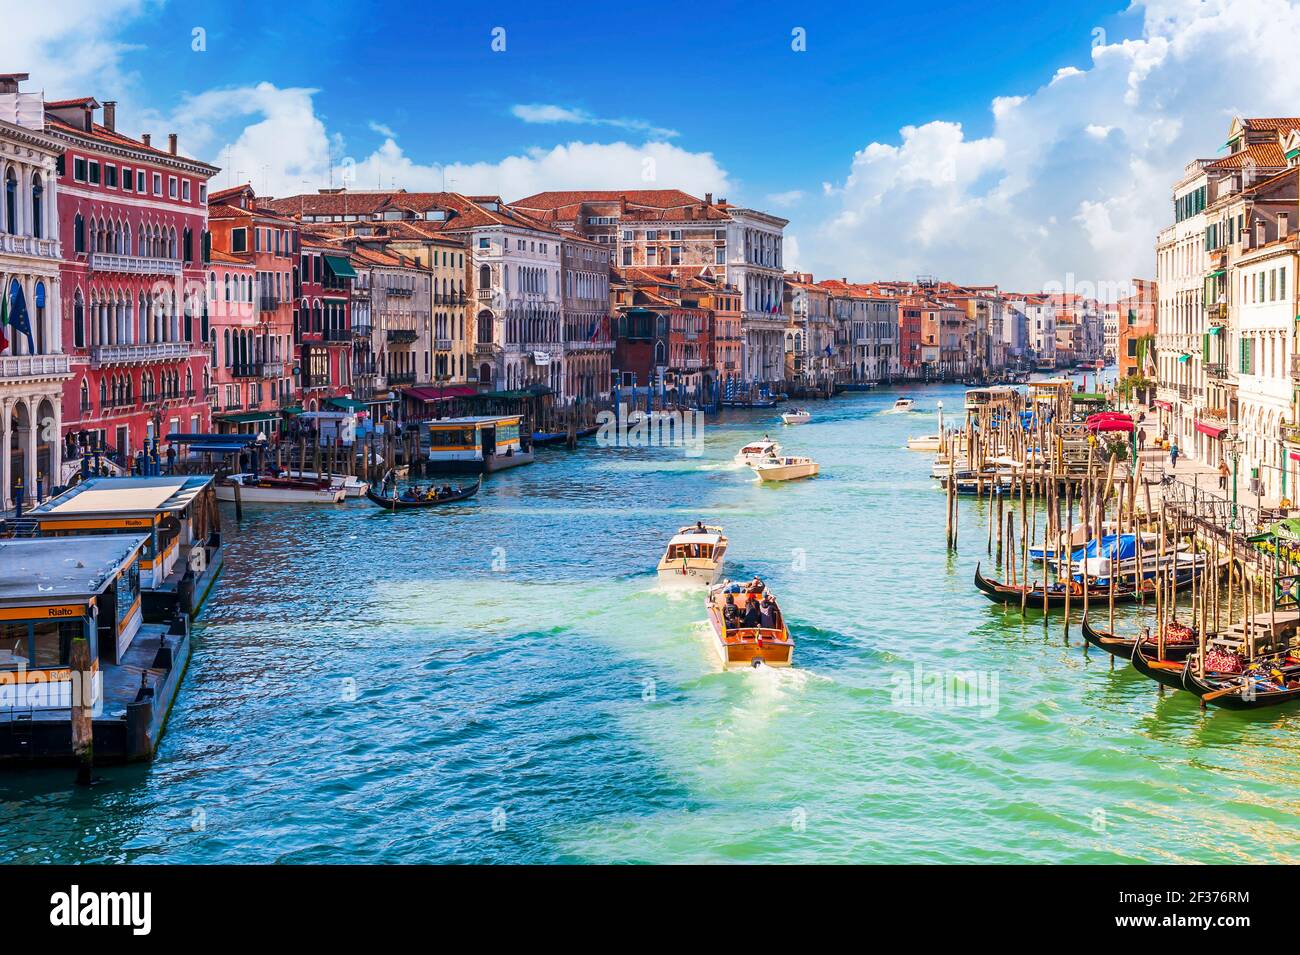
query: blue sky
9 0 1300 292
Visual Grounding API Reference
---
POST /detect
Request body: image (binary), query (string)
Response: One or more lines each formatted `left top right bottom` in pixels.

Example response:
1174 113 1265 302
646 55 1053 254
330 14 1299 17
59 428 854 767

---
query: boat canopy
667 533 725 547
1070 533 1143 562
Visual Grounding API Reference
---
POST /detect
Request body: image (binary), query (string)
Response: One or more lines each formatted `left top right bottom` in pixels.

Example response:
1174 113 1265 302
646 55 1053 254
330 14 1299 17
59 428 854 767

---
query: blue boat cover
1071 533 1140 562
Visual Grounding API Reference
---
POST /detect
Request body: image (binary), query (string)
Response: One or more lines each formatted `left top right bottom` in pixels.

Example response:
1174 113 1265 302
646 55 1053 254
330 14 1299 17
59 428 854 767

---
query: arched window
33 281 45 354
30 174 43 238
72 289 85 349
479 264 491 290
223 328 231 368
99 378 107 406
3 167 15 235
79 379 89 412
74 214 86 254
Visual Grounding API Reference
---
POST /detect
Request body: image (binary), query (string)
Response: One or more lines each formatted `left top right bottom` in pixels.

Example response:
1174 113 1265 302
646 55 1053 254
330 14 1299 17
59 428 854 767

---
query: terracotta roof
208 249 252 267
264 190 560 235
1243 118 1300 133
1206 142 1288 170
511 189 731 224
45 115 215 171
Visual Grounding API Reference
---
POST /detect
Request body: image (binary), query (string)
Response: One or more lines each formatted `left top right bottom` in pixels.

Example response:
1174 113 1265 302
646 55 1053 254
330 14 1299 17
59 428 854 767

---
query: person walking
1218 457 1230 491
1137 427 1146 452
1169 439 1179 471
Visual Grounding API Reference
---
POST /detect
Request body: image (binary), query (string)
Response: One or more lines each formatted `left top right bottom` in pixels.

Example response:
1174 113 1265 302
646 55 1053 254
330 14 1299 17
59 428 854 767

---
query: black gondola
973 561 1196 609
365 478 482 510
1080 615 1196 661
1183 658 1300 710
1130 637 1196 692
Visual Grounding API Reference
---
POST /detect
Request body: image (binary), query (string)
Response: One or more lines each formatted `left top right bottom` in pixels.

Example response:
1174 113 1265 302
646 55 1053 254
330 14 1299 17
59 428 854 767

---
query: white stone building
0 76 67 509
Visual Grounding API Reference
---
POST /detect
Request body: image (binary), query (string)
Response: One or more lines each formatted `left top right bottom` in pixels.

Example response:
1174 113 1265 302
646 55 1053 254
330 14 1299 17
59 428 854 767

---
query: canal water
5 379 1300 864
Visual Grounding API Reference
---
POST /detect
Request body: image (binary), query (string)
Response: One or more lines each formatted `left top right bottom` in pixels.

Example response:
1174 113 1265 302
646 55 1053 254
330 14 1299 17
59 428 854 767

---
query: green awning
1177 354 1190 363
326 396 367 411
1208 269 1225 278
216 410 279 425
1208 326 1222 335
280 405 304 416
323 254 358 279
1071 393 1106 402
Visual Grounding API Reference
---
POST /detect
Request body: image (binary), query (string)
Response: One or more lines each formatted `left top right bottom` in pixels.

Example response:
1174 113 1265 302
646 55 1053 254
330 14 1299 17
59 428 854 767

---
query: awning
1177 354 1190 363
280 405 304 416
215 410 279 425
322 254 358 279
404 385 478 402
1208 269 1225 278
1208 325 1222 335
1153 399 1173 411
326 396 367 411
1194 420 1227 439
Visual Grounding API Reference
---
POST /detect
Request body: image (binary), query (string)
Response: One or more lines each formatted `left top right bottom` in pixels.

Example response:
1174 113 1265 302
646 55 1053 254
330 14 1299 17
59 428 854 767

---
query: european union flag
7 280 34 353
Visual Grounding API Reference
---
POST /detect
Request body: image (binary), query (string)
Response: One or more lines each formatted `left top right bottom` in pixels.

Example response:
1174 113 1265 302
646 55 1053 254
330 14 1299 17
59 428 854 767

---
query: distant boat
888 398 915 413
284 470 369 498
365 478 481 510
753 455 819 482
735 438 781 466
215 473 345 505
656 523 729 585
781 409 811 425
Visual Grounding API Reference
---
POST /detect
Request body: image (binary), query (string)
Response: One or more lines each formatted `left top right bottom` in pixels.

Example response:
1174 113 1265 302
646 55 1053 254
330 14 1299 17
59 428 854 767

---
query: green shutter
1203 333 1210 362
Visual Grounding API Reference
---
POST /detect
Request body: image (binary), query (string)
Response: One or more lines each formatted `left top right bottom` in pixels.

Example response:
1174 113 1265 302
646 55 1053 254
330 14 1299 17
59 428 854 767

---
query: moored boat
215 473 345 504
1080 616 1197 661
906 433 941 452
283 470 370 498
656 523 729 584
973 560 1201 609
705 581 794 668
781 409 812 425
753 455 819 482
735 437 782 466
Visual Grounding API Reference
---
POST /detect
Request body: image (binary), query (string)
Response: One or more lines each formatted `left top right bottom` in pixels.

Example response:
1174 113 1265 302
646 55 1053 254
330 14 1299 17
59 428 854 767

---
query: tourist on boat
694 521 707 534
758 594 778 629
741 598 762 628
746 576 765 596
722 594 741 630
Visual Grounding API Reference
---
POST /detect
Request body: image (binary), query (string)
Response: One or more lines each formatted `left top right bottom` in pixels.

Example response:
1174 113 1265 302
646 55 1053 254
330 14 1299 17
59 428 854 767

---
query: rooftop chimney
103 101 116 132
704 192 713 205
168 132 177 155
141 133 151 148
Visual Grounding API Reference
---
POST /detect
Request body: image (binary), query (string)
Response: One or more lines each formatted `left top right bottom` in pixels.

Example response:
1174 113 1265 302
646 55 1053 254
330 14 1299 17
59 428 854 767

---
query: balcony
565 339 615 352
1282 422 1300 446
230 363 263 379
0 353 71 381
352 323 373 338
387 371 416 385
1291 353 1300 381
476 289 494 302
88 252 182 277
387 329 418 344
91 341 191 366
1177 384 1192 400
223 399 244 412
475 342 500 356
386 286 414 298
323 327 351 342
1207 302 1228 325
261 361 285 378
1205 362 1228 380
435 338 453 351
0 233 60 261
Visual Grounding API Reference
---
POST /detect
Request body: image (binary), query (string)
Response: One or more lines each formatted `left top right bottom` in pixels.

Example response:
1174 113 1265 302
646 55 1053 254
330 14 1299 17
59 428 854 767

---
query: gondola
1182 657 1300 710
1130 637 1196 692
365 478 481 510
1080 616 1197 661
973 561 1195 609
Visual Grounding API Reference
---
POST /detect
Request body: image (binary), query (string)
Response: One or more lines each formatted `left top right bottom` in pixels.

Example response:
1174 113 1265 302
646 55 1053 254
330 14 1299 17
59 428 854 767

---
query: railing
230 363 263 379
88 252 182 276
1177 383 1192 400
1282 422 1300 445
387 371 416 385
323 327 351 342
386 286 414 298
1207 302 1228 324
351 323 373 338
91 341 191 365
261 361 285 378
435 338 453 351
476 289 494 302
565 339 615 351
223 399 244 411
1205 362 1227 380
386 329 418 344
0 234 60 260
0 353 71 380
1291 353 1300 380
475 342 499 356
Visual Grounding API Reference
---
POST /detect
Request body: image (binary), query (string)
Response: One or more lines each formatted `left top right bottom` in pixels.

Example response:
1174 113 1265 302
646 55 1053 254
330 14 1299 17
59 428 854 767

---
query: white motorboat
656 523 729 585
281 470 370 498
735 438 782 466
215 473 346 505
888 398 915 413
781 409 812 425
753 455 819 482
907 434 941 452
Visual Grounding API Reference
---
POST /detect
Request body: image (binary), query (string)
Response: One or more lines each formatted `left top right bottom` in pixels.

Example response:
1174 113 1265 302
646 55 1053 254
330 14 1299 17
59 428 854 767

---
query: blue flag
8 280 34 353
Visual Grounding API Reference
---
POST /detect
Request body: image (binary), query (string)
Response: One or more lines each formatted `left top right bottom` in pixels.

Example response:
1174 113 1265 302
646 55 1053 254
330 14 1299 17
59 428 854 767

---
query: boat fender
751 658 764 669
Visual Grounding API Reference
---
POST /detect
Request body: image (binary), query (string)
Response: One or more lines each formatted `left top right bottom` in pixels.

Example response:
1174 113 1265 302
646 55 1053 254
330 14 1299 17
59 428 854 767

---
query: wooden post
232 478 244 521
71 637 93 786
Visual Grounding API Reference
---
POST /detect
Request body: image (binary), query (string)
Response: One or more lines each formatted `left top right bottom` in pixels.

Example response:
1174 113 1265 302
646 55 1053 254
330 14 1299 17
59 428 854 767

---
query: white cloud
368 120 396 138
801 0 1300 292
766 189 804 207
510 103 679 139
157 82 733 200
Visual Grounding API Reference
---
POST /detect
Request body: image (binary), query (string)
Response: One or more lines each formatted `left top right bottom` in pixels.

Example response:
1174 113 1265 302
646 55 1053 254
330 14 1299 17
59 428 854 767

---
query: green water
3 381 1300 863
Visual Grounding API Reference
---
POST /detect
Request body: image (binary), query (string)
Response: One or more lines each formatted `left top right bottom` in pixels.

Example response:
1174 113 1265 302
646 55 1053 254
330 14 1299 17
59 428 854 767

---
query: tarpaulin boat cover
1071 534 1140 562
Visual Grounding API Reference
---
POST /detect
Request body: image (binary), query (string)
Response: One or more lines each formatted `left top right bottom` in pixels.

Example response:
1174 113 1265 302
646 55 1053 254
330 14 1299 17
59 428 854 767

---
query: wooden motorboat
780 409 811 425
753 455 819 482
215 473 345 504
706 581 794 669
888 398 915 413
735 438 781 466
1079 616 1197 661
283 470 370 498
656 523 729 585
365 478 481 510
906 434 941 452
973 561 1200 609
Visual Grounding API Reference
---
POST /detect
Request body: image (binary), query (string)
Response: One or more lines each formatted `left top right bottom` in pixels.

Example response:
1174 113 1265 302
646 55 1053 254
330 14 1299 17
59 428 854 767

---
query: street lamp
1226 430 1242 528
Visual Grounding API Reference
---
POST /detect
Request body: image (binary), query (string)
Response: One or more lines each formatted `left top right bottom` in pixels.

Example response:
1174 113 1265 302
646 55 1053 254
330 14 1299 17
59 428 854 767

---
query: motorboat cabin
656 524 729 585
753 455 820 482
425 415 534 473
735 438 781 466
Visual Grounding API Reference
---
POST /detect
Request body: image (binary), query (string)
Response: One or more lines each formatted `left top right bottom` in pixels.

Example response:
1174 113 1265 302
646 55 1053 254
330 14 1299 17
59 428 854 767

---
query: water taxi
656 524 729 585
735 438 781 466
907 434 941 452
705 581 794 668
781 409 812 425
753 455 819 482
215 473 345 504
888 398 915 413
424 415 534 473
